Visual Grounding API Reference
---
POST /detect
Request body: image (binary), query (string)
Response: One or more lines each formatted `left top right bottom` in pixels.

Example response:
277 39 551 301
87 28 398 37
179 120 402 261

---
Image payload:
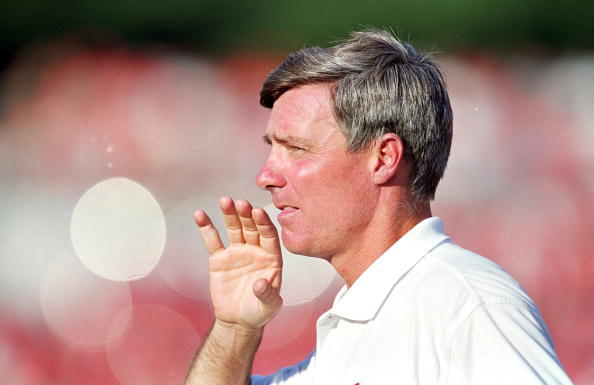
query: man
184 30 572 385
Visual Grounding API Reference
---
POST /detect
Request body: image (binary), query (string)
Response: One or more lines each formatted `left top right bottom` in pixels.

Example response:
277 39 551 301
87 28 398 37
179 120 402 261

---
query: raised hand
194 196 283 329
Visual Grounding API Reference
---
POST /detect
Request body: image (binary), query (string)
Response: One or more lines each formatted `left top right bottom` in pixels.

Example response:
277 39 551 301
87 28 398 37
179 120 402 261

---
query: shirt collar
328 217 450 322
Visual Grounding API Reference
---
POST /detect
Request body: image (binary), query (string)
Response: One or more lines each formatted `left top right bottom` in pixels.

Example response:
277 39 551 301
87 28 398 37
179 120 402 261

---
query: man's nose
256 158 286 191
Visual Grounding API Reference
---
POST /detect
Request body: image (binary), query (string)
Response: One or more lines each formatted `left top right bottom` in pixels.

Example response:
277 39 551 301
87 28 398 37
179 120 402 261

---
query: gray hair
260 29 453 202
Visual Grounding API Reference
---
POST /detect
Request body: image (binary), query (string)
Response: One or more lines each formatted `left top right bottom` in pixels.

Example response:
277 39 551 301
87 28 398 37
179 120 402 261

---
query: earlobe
372 133 405 185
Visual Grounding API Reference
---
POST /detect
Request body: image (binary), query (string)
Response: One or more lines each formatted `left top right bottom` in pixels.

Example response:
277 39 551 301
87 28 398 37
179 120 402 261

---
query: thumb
253 278 283 313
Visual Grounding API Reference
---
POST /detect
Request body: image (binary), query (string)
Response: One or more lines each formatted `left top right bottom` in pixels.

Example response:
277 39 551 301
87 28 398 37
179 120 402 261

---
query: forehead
266 84 339 140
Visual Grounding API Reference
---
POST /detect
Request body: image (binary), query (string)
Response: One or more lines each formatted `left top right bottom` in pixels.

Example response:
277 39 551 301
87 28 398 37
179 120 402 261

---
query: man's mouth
277 205 299 219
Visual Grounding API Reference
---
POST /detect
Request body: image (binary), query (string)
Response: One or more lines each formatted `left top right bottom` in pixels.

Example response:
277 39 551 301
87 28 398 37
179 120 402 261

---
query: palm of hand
195 197 284 330
210 243 282 328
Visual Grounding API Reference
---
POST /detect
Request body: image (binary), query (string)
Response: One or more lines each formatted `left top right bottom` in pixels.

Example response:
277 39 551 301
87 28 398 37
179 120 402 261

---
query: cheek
293 158 372 209
292 158 345 193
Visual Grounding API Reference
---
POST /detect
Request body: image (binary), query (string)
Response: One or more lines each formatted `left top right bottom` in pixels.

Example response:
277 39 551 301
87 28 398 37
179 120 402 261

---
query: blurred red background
0 41 592 384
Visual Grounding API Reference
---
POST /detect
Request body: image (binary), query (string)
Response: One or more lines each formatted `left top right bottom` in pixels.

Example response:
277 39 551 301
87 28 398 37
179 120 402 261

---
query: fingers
209 197 280 255
252 207 281 255
194 209 224 255
219 196 245 244
235 199 260 246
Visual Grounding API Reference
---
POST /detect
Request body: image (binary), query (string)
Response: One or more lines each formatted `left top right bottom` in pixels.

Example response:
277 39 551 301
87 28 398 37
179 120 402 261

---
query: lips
275 204 299 220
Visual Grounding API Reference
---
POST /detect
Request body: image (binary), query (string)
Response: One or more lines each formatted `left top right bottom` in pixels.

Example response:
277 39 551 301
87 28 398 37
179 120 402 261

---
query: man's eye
288 145 305 152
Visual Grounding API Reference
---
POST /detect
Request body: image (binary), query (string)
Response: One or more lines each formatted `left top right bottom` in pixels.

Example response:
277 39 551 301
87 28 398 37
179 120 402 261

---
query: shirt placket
314 313 343 384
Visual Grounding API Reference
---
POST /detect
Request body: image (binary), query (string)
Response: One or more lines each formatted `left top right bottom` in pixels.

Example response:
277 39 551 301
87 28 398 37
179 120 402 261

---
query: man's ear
372 133 406 185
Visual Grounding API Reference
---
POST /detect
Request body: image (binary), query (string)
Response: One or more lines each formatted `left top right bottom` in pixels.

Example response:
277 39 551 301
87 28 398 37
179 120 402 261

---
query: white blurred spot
260 302 315 350
107 304 199 385
70 177 166 281
0 189 73 321
106 144 114 153
107 162 114 168
40 252 132 351
264 204 340 306
158 196 226 300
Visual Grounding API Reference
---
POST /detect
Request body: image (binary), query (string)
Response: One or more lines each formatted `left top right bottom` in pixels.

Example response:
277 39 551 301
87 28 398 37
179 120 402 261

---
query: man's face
256 84 376 259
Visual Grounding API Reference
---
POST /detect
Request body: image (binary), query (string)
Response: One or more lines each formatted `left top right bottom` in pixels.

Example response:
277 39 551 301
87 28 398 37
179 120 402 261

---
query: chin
280 230 311 257
281 238 305 256
281 231 331 261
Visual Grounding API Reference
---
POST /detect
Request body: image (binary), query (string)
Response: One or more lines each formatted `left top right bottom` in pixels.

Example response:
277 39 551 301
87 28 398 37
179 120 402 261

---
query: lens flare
70 177 166 281
158 196 226 300
106 304 199 385
40 252 132 351
260 301 315 350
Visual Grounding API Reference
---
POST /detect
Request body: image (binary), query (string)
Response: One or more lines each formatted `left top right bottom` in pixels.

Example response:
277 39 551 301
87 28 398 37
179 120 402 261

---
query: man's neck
330 201 432 288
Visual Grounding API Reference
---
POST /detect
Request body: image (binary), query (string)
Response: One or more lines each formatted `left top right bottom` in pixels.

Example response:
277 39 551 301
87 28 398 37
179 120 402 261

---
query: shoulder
422 245 571 385
392 240 541 335
418 241 534 307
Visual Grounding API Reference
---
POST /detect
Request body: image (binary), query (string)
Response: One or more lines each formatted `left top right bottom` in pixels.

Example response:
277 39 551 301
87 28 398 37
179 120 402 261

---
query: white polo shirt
252 217 572 385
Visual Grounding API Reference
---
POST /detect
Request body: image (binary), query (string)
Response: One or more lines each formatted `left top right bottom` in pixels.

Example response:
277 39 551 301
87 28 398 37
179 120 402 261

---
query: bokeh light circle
158 196 226 300
70 177 166 281
260 301 315 350
40 252 132 351
106 304 200 385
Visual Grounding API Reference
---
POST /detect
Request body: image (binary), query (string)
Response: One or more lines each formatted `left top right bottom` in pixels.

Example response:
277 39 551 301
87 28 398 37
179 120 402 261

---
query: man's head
256 29 452 263
260 29 452 202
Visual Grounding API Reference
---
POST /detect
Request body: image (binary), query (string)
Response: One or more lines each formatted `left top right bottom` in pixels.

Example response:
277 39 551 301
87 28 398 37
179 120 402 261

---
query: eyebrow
262 134 308 147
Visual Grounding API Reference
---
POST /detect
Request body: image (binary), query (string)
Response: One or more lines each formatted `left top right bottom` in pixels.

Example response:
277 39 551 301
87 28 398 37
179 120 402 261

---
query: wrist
212 319 264 341
185 320 262 385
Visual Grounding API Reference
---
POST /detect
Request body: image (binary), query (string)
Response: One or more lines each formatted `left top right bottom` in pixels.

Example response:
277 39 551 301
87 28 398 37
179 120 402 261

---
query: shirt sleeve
446 302 574 385
251 351 315 385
